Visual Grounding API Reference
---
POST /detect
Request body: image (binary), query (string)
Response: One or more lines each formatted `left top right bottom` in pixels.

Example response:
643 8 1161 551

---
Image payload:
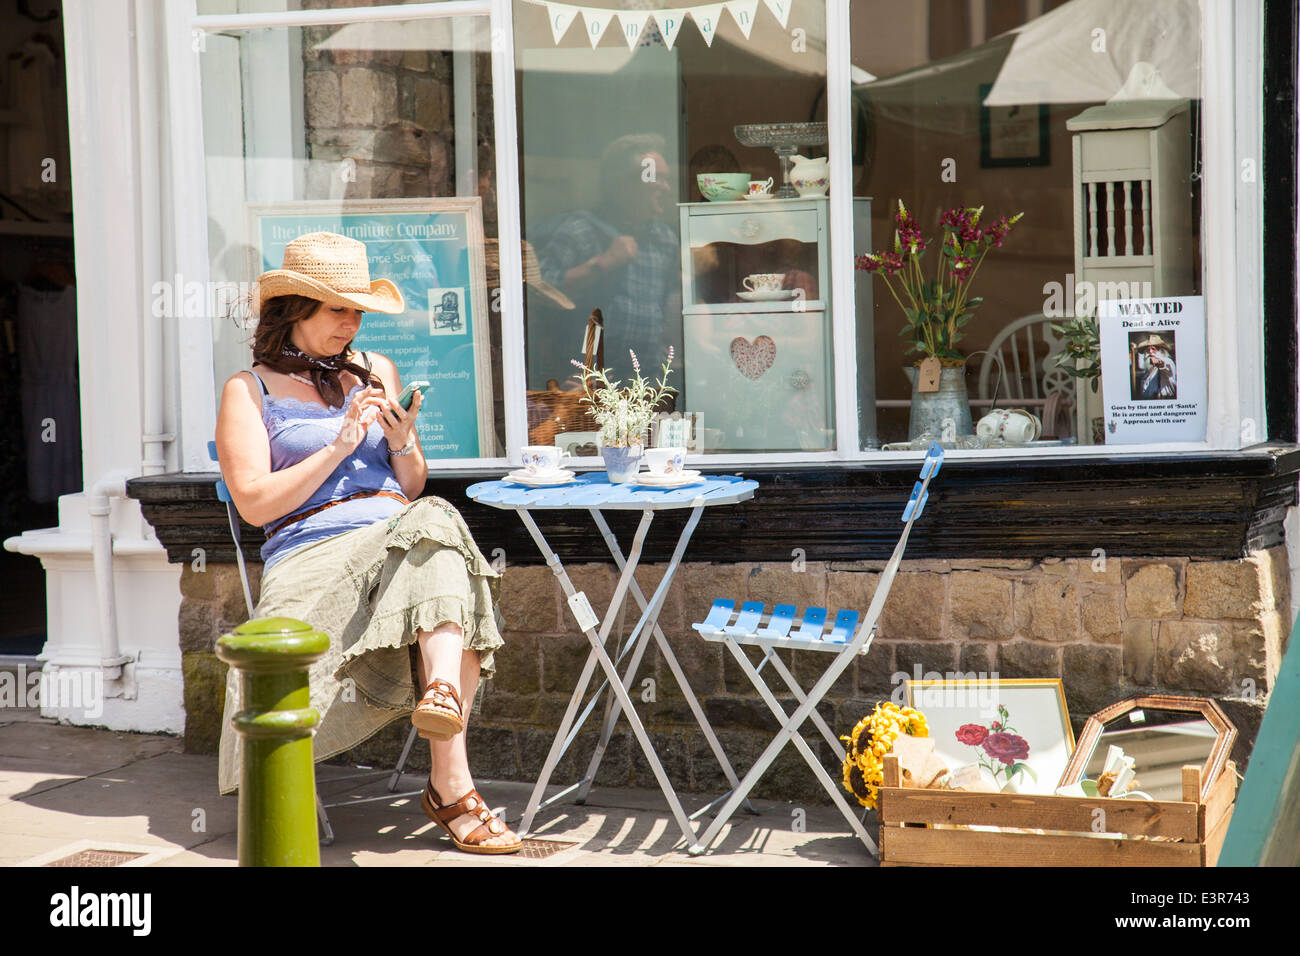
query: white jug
789 155 829 197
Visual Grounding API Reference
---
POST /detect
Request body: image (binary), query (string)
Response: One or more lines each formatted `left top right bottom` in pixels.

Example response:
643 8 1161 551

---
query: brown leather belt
266 490 411 539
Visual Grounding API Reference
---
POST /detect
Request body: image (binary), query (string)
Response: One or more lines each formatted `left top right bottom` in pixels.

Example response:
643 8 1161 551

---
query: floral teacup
643 447 686 476
521 445 565 475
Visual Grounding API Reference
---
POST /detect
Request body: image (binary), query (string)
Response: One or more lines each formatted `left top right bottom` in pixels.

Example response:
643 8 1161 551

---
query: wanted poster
1099 296 1206 443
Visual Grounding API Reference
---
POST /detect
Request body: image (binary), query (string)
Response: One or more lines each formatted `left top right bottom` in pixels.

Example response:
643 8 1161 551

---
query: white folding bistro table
465 472 758 846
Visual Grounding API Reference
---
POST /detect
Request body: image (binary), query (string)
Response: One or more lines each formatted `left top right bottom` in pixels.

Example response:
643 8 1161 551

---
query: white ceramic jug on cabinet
789 155 829 197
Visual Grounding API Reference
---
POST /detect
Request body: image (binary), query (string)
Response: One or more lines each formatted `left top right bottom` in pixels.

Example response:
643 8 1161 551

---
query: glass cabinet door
683 200 825 312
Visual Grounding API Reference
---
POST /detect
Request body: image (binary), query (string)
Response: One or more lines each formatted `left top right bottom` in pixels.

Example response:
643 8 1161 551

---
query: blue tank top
251 365 408 571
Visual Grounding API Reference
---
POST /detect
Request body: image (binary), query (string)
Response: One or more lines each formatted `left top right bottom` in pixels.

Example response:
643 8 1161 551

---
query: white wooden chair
976 314 1077 440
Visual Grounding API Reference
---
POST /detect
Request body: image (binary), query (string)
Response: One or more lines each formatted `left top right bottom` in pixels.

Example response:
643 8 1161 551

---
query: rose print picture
905 679 1075 795
955 703 1035 788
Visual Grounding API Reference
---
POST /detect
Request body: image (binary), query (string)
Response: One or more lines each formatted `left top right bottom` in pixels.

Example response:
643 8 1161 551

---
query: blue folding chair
687 442 945 856
208 441 425 845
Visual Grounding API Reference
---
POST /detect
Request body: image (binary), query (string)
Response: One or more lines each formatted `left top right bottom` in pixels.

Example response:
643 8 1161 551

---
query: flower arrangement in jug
570 348 677 448
856 200 1023 363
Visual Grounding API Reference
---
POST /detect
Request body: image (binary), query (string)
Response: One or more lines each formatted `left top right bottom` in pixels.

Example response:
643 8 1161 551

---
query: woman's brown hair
251 294 384 406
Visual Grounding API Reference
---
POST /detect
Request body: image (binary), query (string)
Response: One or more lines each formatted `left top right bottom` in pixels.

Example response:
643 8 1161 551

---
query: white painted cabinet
678 197 834 451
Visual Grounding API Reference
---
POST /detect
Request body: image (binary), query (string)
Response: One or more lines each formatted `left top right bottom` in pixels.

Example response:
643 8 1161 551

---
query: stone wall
178 548 1288 803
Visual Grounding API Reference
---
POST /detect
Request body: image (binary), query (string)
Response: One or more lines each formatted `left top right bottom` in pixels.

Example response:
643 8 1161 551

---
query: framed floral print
904 678 1075 795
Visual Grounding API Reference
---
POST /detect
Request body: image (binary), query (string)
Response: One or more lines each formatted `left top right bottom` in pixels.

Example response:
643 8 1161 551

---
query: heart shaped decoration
730 335 776 380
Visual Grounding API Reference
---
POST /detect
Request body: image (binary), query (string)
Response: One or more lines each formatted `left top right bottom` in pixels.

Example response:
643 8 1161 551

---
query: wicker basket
526 308 603 446
527 382 594 447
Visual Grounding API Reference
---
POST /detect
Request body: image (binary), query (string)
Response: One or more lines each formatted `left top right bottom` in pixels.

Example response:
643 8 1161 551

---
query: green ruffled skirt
217 497 503 795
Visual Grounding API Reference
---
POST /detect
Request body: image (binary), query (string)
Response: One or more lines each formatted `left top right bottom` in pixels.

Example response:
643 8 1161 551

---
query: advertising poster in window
248 199 494 459
1098 296 1206 444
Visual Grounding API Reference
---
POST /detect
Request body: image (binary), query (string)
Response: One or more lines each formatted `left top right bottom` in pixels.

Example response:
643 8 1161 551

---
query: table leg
583 611 699 844
576 508 754 816
572 508 663 803
513 509 645 837
575 506 696 802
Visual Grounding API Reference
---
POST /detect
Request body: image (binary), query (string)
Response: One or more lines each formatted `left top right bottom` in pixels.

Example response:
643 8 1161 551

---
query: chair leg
389 725 420 792
316 792 335 846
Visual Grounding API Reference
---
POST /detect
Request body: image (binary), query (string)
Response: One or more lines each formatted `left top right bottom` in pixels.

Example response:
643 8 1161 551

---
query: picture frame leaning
905 677 1075 795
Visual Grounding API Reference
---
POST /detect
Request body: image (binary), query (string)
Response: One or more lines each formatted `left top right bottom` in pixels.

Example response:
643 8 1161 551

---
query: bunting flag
618 9 653 50
692 3 727 47
547 2 580 43
725 0 760 39
580 6 613 47
652 8 687 49
762 0 792 29
526 0 795 49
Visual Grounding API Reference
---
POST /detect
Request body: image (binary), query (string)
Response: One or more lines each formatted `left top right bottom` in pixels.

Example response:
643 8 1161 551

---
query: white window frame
174 0 1265 474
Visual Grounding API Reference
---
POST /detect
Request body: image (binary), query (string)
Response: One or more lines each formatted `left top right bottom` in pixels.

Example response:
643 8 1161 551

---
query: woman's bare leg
416 628 518 848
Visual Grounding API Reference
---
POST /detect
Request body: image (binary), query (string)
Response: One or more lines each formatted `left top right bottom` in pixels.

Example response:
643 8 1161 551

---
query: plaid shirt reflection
536 211 681 365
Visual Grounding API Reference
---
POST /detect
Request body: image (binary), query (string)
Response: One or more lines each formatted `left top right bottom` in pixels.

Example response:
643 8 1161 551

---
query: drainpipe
88 471 135 681
134 0 173 475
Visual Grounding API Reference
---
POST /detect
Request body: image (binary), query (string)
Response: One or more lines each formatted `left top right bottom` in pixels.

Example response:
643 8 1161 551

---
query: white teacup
521 445 566 474
976 408 1042 443
742 273 784 293
747 177 774 198
643 446 686 476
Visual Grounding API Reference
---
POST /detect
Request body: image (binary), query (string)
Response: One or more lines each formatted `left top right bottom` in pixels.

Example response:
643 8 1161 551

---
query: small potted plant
856 201 1023 440
1051 315 1104 443
570 348 677 483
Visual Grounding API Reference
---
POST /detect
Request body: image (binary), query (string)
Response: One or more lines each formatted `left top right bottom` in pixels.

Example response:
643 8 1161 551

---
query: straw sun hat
257 231 406 315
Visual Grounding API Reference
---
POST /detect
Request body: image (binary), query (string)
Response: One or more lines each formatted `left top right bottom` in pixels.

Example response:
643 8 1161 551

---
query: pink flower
982 732 1030 766
955 724 988 746
940 208 969 231
952 255 974 281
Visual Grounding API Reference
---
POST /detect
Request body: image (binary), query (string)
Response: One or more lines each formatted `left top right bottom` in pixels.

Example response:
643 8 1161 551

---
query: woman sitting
215 231 519 854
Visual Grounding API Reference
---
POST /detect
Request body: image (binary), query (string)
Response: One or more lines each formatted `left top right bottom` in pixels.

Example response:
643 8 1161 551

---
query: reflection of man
1133 334 1176 400
535 134 682 381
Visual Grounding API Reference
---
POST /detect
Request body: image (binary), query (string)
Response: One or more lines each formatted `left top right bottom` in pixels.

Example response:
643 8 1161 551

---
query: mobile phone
397 380 430 410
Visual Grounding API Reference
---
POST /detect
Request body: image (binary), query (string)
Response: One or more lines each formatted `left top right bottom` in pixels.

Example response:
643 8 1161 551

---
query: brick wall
179 548 1288 803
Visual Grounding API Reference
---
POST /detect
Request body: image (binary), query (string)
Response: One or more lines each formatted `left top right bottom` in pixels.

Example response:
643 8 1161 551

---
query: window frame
176 0 1267 474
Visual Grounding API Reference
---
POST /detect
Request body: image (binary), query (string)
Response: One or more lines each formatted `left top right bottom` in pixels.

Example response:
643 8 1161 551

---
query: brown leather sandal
411 678 464 741
422 780 522 855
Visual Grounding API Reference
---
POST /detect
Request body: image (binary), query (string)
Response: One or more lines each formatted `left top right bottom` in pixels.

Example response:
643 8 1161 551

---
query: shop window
190 0 1258 467
199 13 504 459
512 0 837 456
851 0 1209 451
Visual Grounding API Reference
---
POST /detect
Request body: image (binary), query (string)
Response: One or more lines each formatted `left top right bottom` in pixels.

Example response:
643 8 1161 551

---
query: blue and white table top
466 472 758 511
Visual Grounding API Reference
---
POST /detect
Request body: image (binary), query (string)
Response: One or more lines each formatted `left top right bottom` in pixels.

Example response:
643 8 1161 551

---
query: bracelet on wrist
388 437 417 457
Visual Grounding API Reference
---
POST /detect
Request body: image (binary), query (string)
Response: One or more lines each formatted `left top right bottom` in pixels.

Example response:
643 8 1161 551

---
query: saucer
744 194 776 201
737 289 798 302
633 469 704 488
504 469 576 487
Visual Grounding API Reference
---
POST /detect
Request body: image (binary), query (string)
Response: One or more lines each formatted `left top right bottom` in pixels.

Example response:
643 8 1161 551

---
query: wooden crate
878 755 1236 867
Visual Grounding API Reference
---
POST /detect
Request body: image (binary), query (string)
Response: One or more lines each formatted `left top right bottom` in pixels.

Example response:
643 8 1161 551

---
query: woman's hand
376 387 422 454
334 387 384 454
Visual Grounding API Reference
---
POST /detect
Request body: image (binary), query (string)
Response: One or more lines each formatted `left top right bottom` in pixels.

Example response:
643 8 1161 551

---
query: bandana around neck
255 341 375 408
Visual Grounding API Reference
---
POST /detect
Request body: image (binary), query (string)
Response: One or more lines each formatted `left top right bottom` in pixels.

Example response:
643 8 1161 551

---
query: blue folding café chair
209 441 425 845
686 442 945 856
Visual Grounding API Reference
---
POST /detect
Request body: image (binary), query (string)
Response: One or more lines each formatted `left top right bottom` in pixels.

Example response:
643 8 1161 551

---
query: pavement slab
2 722 873 867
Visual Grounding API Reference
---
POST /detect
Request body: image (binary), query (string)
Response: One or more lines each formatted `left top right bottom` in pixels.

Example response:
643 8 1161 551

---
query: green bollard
216 617 330 867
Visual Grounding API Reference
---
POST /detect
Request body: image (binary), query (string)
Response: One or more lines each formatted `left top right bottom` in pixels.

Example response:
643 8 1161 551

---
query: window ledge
127 444 1300 564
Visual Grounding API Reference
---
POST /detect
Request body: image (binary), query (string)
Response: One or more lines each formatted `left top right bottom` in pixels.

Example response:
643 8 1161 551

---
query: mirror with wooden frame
1057 695 1236 803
